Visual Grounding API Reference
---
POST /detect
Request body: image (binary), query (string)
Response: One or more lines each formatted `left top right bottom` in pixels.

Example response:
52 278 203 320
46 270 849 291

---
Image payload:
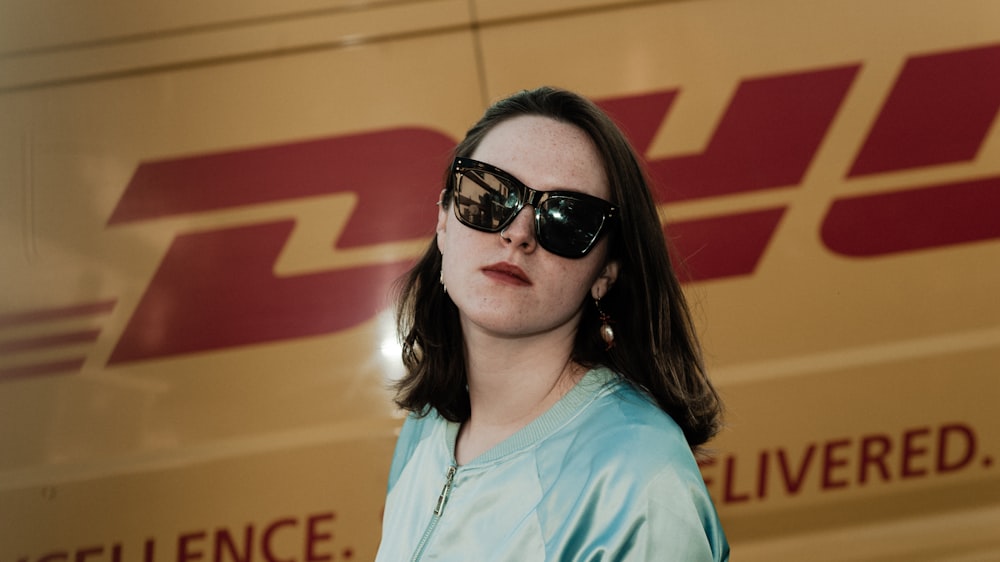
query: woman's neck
454 325 584 465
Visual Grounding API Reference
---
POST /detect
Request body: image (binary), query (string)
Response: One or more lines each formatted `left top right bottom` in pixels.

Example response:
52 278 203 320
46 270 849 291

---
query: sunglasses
450 157 618 258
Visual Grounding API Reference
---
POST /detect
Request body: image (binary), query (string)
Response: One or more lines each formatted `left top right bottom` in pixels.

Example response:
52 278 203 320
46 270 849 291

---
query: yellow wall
2 1 999 559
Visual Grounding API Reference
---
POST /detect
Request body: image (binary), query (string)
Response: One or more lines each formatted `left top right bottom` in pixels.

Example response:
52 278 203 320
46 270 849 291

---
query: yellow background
2 0 999 559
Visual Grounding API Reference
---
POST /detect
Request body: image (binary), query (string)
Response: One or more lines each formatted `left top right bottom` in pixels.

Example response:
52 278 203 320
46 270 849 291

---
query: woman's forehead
471 115 609 199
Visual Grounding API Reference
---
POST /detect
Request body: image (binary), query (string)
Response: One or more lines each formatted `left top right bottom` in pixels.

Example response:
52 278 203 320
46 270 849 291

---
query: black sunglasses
450 157 618 258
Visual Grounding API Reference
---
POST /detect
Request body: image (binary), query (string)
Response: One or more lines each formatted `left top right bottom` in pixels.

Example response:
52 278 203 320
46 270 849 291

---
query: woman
376 87 729 561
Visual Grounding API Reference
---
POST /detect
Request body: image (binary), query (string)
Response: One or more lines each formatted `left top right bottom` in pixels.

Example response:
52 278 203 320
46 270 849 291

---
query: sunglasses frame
450 157 618 258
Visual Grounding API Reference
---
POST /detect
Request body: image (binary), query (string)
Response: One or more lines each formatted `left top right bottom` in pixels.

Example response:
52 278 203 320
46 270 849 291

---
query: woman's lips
482 262 532 285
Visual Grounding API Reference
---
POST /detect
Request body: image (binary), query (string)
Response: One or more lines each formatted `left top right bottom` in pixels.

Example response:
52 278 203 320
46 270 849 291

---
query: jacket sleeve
623 466 730 562
385 412 424 494
549 461 730 562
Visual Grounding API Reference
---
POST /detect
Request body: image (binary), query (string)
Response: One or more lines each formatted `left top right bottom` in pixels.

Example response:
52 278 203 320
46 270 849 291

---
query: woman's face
437 115 618 342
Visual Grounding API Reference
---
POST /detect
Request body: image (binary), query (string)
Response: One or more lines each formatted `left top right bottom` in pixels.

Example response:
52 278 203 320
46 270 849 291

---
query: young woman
376 87 729 561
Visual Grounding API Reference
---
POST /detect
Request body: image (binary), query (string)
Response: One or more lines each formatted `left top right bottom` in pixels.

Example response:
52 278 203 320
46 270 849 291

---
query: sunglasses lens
452 159 613 258
537 197 607 257
454 171 518 231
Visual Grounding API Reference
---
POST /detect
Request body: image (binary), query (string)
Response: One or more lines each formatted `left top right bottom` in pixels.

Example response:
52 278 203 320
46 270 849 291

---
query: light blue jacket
376 367 730 561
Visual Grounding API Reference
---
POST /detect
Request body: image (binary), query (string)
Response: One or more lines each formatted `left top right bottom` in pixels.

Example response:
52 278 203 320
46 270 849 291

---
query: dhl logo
2 42 999 379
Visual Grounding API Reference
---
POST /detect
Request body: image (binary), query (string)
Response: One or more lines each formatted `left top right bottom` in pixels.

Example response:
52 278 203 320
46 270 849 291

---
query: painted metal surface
2 0 999 559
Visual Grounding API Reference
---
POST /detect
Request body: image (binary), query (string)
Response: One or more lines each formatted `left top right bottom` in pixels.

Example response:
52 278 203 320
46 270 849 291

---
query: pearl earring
595 297 614 350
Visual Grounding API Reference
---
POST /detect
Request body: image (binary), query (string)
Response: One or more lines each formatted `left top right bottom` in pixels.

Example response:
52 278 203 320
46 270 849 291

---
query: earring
440 267 447 293
595 298 614 350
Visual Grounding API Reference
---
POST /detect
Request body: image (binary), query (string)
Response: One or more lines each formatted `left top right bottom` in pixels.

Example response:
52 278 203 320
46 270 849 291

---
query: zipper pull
433 465 457 517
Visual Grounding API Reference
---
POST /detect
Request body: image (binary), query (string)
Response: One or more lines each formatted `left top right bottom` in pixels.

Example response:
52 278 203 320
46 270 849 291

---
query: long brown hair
393 87 723 448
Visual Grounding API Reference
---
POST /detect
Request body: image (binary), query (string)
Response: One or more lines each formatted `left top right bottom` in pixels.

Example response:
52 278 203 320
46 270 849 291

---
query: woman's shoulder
539 369 726 558
386 408 451 488
395 407 451 449
579 367 687 436
561 367 700 477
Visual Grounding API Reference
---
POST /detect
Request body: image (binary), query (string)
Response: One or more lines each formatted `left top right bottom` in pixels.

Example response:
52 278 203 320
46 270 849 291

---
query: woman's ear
436 192 449 254
591 260 620 300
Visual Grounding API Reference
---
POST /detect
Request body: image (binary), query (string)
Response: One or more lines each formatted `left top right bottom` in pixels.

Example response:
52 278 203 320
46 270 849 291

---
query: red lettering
776 445 815 494
722 455 751 503
74 547 102 562
702 422 982 506
306 513 335 562
666 208 786 282
825 45 1000 259
638 66 859 202
937 423 977 473
178 531 206 562
849 44 1000 176
19 513 351 562
756 450 770 499
108 128 454 247
215 526 253 562
822 176 1000 257
596 91 676 157
144 539 156 562
107 221 412 363
106 128 452 364
599 69 855 283
901 427 931 478
262 518 297 562
859 434 892 484
821 439 851 489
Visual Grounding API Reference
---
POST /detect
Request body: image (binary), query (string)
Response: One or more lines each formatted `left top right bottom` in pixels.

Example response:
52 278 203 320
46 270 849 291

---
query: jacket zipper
410 464 458 562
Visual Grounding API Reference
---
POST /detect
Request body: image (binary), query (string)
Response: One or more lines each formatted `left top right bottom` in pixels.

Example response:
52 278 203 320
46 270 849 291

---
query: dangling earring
440 267 447 293
595 298 614 350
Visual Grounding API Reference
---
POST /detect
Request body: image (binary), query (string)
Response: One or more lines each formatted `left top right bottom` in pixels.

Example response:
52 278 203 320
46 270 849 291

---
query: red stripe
0 300 116 328
107 128 455 249
669 207 787 282
0 358 86 380
647 65 859 202
597 91 677 154
822 175 1000 256
0 329 102 353
850 43 1000 176
108 220 413 363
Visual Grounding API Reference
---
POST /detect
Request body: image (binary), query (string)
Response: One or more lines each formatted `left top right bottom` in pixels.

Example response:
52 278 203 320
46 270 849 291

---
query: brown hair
393 87 723 448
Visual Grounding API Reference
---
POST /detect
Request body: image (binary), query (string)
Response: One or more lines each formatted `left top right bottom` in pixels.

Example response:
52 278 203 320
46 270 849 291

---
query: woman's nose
500 206 538 253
